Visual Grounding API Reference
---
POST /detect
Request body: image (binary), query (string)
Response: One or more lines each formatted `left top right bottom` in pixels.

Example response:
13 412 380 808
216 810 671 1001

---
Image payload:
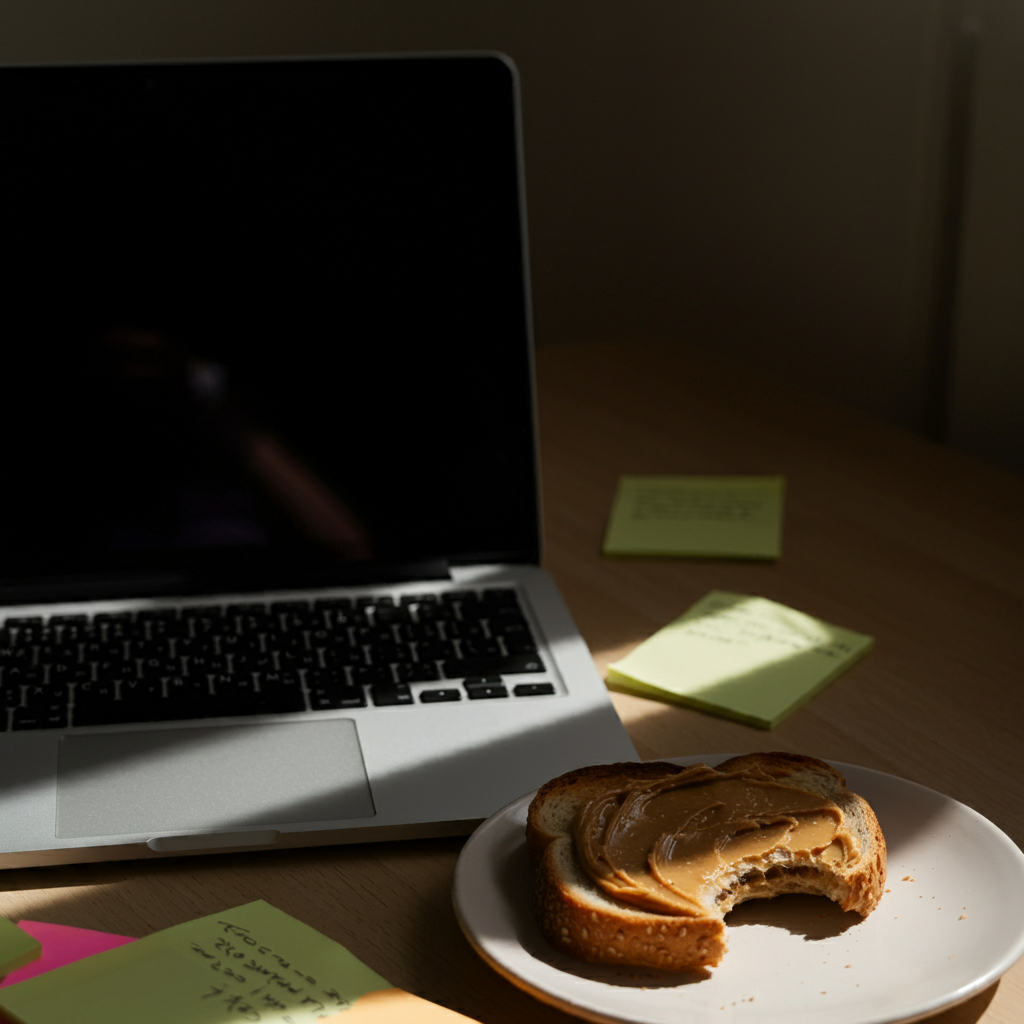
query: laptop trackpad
56 719 375 839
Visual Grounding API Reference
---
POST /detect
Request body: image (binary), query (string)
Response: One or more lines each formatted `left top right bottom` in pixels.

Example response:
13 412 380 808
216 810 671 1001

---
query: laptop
0 53 638 869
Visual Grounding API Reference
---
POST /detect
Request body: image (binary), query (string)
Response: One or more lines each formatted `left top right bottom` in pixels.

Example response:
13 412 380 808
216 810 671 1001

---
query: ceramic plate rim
452 755 1024 1024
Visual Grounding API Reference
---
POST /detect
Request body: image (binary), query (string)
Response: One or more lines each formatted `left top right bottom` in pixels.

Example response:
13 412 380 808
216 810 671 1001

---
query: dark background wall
2 0 1020 470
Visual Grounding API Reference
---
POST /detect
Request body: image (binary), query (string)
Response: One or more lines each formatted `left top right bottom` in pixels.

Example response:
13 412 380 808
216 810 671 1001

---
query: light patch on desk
55 719 375 838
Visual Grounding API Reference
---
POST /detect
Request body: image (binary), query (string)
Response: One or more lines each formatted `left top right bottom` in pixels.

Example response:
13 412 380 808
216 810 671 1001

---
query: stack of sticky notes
0 901 476 1023
607 591 873 728
0 922 135 989
603 475 785 560
0 921 41 981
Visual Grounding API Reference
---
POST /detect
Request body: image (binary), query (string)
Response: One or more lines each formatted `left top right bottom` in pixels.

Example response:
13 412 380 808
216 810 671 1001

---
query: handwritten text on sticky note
0 901 391 1024
602 475 784 559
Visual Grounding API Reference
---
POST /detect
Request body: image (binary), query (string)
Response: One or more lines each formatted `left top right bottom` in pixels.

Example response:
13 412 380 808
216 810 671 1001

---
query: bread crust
527 753 887 972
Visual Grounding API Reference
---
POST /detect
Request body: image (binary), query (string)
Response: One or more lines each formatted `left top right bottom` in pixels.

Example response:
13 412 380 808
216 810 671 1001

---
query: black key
313 597 353 611
466 685 508 700
462 675 504 688
50 615 89 642
372 604 409 625
371 683 413 706
49 663 89 686
182 652 226 676
6 666 44 687
513 683 556 697
413 640 454 662
410 602 447 623
12 703 67 729
167 672 211 695
351 665 394 687
306 668 363 709
231 651 275 674
443 653 545 678
366 642 409 666
309 689 365 710
321 645 365 669
258 671 307 712
396 661 439 683
489 614 531 636
447 620 487 641
420 689 460 703
4 616 44 628
503 636 539 655
108 676 188 722
72 683 124 726
26 680 71 706
279 649 317 671
458 638 501 658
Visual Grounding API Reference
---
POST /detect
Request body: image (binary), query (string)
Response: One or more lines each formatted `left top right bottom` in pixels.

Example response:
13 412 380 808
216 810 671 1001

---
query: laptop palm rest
55 720 375 839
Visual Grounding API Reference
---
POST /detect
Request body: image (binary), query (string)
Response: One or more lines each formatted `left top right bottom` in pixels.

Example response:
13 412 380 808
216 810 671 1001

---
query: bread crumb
902 876 915 882
885 888 891 893
845 964 852 969
959 914 967 921
894 915 901 919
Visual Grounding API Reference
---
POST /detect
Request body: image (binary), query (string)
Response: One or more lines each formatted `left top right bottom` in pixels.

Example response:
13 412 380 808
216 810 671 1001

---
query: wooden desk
1 340 1021 1023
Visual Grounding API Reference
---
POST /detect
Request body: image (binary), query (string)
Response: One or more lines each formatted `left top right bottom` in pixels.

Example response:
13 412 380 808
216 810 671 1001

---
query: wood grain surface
1 339 1021 1023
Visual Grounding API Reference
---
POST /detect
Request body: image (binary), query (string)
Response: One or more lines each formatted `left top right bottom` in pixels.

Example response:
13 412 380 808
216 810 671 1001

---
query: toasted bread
527 753 886 972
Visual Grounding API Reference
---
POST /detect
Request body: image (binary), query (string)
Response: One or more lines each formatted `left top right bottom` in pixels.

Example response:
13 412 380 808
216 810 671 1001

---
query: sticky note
606 591 873 728
0 922 135 988
0 900 477 1023
602 475 784 559
0 921 41 979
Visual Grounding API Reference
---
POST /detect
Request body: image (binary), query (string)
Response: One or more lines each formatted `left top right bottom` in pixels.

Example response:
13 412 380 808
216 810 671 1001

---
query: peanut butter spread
574 765 857 915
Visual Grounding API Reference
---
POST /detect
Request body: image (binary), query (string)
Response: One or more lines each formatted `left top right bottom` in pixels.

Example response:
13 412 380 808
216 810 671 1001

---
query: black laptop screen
0 56 539 599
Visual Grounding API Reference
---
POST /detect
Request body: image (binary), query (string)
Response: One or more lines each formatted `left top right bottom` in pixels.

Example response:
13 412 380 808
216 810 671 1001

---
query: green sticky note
0 901 391 1024
0 920 42 978
606 591 873 729
603 475 784 559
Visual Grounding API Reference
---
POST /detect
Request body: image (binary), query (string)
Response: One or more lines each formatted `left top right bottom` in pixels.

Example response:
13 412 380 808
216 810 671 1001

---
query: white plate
452 756 1024 1024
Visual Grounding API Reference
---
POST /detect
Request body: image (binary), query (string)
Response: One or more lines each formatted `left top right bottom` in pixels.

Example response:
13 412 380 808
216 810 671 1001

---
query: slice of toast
527 753 886 972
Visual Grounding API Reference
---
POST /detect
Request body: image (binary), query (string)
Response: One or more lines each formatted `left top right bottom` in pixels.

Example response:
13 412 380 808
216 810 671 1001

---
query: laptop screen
0 55 540 600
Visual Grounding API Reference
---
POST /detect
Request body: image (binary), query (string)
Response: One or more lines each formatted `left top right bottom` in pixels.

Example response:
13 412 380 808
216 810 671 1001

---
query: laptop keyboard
0 588 554 731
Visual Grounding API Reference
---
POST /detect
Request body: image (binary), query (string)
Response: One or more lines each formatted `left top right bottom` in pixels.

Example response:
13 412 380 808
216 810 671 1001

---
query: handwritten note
602 475 784 559
606 591 873 728
0 901 476 1023
0 921 41 979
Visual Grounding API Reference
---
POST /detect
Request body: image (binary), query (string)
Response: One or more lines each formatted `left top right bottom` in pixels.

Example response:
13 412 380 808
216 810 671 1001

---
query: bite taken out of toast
526 752 886 972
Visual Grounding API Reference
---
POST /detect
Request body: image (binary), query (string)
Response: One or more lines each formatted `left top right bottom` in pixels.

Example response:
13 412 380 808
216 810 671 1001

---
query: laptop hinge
0 560 452 607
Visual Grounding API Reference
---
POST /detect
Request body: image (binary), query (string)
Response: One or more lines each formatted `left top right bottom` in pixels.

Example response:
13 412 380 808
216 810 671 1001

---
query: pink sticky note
0 921 136 987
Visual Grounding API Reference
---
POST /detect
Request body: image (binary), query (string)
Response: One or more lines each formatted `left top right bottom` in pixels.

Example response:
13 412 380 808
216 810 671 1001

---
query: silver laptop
0 54 637 869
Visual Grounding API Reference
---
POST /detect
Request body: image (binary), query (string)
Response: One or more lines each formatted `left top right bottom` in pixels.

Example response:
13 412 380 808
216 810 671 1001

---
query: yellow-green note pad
602 475 784 559
0 900 391 1024
0 919 41 978
606 591 873 729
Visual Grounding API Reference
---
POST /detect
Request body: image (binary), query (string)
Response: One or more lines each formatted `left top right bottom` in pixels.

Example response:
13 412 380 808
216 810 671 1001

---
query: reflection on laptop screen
0 56 539 599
